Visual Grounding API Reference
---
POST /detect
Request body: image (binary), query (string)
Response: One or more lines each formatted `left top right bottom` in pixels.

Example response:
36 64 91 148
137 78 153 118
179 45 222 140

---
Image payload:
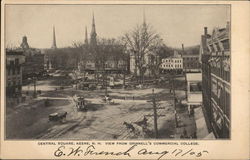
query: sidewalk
194 106 215 139
174 100 215 139
174 102 196 139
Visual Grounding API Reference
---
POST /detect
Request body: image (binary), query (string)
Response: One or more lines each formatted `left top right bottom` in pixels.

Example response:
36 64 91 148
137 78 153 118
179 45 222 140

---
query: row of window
162 59 182 63
7 80 22 87
161 64 182 68
184 63 199 68
209 39 230 53
6 59 20 66
211 77 230 119
211 66 230 83
183 57 199 61
7 67 21 76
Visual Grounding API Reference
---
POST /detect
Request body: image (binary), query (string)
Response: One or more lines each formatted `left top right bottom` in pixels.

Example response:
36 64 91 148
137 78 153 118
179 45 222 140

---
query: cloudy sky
5 4 230 49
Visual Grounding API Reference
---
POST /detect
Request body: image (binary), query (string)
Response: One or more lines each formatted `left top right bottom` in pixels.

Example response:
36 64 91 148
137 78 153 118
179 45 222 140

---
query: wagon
49 112 67 121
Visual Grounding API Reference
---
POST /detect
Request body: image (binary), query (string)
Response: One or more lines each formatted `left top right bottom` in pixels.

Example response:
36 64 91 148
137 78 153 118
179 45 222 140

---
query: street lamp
123 63 126 89
32 76 37 98
27 77 32 95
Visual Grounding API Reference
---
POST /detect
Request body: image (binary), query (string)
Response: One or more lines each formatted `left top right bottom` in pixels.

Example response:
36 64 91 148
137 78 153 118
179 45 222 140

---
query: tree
72 41 89 79
122 22 162 84
95 38 127 85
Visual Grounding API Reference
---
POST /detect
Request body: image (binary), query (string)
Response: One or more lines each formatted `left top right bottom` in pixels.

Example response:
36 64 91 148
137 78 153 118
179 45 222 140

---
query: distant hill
183 45 200 55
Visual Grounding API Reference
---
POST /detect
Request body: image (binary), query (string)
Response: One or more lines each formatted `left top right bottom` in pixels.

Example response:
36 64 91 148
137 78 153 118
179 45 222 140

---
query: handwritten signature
54 145 209 159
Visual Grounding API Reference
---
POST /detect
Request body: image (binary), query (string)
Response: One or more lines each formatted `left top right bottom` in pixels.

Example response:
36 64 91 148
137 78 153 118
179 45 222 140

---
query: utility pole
33 76 37 98
146 88 165 139
123 64 126 89
152 88 158 138
105 70 108 96
182 44 187 99
172 70 178 128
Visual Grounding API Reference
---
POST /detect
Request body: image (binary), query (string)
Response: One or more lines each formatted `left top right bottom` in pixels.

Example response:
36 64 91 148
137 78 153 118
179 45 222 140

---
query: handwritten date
54 145 208 160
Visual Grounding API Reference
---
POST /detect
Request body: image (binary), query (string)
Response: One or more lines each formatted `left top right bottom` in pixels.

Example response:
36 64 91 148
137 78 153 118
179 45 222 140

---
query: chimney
204 27 207 36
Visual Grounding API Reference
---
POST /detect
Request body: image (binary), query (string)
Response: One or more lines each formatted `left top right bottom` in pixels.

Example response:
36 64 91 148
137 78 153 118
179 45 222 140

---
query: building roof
182 54 199 57
186 73 202 81
6 49 24 56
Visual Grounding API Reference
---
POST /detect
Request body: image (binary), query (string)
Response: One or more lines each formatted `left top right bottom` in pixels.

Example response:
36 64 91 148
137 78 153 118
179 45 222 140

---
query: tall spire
142 10 148 35
143 9 146 26
90 12 97 46
51 25 57 49
84 26 88 45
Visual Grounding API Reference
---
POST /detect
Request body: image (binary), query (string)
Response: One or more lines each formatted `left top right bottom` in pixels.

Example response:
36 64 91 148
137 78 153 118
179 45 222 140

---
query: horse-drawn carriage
49 111 67 122
75 96 88 111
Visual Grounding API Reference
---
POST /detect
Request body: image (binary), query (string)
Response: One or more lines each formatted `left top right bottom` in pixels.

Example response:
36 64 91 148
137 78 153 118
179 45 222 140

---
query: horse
134 116 148 127
123 122 135 132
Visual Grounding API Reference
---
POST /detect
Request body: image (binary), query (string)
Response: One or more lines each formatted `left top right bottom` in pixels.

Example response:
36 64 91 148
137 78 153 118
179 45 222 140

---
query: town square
5 5 230 140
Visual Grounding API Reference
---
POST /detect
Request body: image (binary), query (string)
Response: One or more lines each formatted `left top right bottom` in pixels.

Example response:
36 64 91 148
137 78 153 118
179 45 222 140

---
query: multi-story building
182 54 200 73
200 22 231 138
19 36 45 80
160 51 183 73
6 49 25 97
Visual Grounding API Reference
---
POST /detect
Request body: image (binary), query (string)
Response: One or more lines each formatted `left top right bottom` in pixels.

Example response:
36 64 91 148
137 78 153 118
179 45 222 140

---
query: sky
5 5 230 49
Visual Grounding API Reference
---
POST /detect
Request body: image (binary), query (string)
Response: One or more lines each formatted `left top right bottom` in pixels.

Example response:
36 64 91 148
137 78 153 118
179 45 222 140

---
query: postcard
1 0 249 159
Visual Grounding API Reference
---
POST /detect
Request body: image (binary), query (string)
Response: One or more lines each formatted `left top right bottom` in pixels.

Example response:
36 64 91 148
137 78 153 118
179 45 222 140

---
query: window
7 68 10 75
17 67 20 74
215 43 221 52
221 39 230 51
210 45 215 52
15 58 19 65
211 77 218 96
190 82 202 92
10 61 14 66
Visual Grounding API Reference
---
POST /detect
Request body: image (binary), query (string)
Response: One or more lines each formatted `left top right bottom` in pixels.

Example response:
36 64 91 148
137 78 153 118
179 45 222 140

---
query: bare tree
122 23 162 84
95 38 127 85
72 41 89 80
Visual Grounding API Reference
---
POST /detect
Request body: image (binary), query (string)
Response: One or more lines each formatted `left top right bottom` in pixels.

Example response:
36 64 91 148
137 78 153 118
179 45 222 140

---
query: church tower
84 26 88 45
20 36 29 49
51 26 57 49
90 13 97 46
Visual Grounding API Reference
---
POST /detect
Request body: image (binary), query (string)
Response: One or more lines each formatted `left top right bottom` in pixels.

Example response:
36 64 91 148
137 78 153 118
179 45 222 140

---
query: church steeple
143 9 146 26
142 10 147 28
84 26 88 45
90 13 97 46
51 25 57 49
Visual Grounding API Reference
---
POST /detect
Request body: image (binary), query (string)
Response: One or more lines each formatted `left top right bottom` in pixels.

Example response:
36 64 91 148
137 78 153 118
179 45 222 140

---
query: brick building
200 22 231 138
19 36 45 80
182 54 200 73
6 49 25 97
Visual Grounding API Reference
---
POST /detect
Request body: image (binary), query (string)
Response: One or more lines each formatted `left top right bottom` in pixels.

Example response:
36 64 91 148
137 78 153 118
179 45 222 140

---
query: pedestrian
183 128 188 138
193 132 197 139
188 105 191 117
133 96 134 100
